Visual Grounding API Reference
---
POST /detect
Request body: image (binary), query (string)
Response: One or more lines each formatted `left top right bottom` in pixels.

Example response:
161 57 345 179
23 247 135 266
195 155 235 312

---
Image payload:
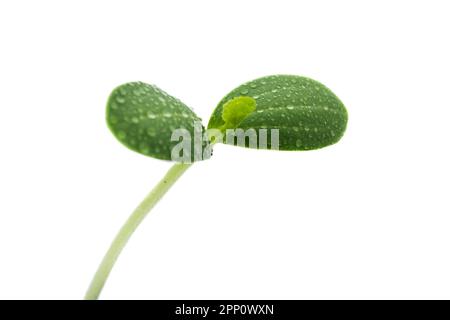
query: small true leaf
207 75 348 150
106 82 207 161
219 96 256 132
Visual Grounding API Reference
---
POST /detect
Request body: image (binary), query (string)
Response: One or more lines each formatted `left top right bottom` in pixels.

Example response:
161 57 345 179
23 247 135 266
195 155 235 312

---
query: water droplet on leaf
116 96 125 104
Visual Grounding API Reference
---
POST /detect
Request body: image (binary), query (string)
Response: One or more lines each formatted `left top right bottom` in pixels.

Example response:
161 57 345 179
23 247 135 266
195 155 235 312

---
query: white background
0 0 449 300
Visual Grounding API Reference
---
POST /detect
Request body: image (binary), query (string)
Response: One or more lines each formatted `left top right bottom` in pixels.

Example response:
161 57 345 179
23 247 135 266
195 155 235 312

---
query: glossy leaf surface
207 75 348 150
106 82 206 161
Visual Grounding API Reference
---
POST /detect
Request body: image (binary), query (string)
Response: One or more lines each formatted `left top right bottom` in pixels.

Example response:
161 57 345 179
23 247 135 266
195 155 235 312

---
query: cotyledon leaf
207 75 348 150
106 82 208 162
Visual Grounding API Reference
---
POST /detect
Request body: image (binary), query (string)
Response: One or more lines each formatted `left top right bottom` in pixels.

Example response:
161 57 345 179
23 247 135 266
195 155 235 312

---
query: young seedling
85 75 348 299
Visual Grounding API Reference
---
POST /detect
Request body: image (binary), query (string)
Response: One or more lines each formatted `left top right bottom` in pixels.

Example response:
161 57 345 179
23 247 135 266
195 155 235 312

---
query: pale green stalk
85 163 192 300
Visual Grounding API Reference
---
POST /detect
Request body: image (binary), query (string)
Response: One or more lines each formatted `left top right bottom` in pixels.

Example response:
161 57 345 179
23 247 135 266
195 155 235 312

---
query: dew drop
109 115 118 124
116 96 126 104
287 105 294 110
295 139 302 147
147 112 157 119
117 131 127 140
139 143 150 154
147 128 156 137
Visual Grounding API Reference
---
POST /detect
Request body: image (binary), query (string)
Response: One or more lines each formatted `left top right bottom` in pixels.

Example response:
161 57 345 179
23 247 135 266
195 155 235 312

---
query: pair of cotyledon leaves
106 75 348 161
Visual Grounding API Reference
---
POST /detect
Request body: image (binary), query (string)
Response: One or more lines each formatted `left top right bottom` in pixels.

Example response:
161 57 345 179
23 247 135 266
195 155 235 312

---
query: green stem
84 162 192 300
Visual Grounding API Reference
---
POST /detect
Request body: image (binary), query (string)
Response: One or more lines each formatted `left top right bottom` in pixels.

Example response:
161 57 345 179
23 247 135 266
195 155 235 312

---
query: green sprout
85 75 348 299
